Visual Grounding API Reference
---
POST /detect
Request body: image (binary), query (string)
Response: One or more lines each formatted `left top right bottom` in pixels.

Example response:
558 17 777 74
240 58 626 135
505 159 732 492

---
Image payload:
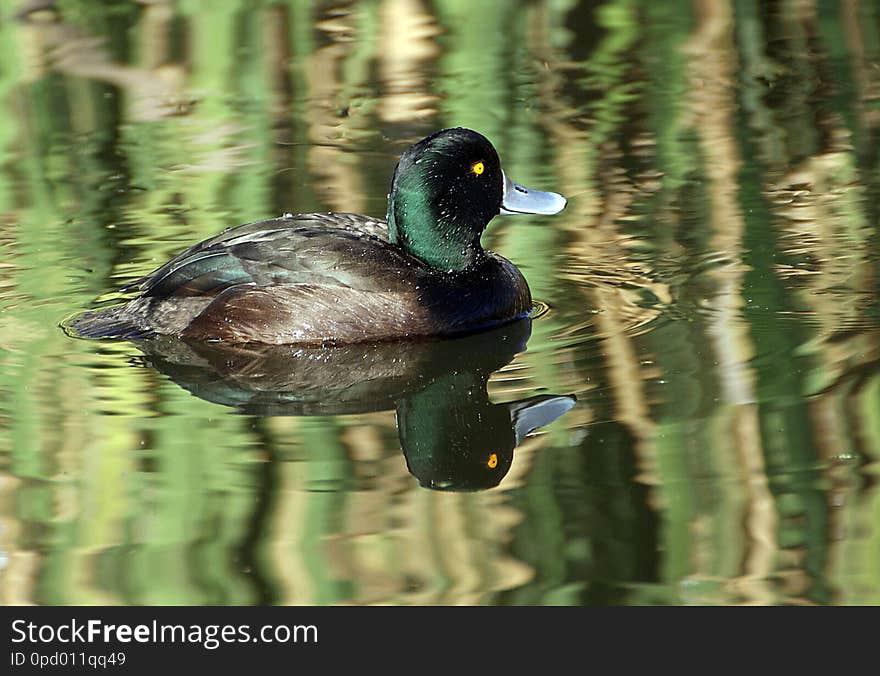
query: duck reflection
134 318 575 490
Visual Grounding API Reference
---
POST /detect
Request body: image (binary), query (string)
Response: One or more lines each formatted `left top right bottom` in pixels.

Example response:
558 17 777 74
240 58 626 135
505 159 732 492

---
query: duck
131 319 577 490
66 127 567 345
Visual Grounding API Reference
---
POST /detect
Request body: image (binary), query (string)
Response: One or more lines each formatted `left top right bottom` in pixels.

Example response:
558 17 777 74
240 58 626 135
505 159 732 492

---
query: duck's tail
63 306 152 340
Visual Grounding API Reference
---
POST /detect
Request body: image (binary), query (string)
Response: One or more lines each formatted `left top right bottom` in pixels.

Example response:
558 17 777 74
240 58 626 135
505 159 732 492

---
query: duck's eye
471 161 485 176
487 452 498 469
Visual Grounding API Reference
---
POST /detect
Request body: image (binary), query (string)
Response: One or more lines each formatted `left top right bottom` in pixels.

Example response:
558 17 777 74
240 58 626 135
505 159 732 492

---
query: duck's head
386 128 567 271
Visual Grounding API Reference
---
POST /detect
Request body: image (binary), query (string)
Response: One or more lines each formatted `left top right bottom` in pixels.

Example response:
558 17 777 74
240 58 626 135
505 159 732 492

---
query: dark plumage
67 128 566 345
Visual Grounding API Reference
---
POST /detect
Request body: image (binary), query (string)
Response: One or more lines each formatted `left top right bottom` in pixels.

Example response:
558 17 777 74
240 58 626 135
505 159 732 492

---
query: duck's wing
177 254 530 344
124 213 388 292
127 213 399 299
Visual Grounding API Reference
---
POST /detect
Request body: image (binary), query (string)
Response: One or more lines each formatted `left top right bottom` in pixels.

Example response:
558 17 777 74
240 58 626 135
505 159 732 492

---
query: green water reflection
0 0 878 605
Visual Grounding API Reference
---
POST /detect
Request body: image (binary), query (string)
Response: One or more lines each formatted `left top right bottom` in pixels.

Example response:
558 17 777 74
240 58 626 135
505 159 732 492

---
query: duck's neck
387 188 483 272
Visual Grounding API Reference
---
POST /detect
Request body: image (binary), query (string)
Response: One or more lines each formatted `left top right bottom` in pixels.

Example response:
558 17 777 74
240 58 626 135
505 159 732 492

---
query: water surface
1 0 879 605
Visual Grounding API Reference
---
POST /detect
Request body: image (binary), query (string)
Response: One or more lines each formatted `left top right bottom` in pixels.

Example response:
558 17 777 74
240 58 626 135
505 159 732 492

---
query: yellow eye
471 161 485 176
487 453 498 469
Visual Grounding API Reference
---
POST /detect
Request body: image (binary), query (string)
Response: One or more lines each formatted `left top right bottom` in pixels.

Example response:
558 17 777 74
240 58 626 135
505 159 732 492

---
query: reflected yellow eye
487 453 498 469
471 161 485 176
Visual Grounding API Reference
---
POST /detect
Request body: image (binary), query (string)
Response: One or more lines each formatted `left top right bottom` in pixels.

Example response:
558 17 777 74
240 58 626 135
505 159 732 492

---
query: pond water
1 0 879 606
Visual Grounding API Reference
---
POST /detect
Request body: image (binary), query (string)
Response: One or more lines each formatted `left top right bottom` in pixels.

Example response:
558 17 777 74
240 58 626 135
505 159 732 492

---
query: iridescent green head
386 128 567 272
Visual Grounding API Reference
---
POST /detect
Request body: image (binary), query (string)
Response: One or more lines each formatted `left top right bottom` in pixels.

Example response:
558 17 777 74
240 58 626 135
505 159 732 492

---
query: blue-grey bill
511 395 577 446
500 171 567 216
